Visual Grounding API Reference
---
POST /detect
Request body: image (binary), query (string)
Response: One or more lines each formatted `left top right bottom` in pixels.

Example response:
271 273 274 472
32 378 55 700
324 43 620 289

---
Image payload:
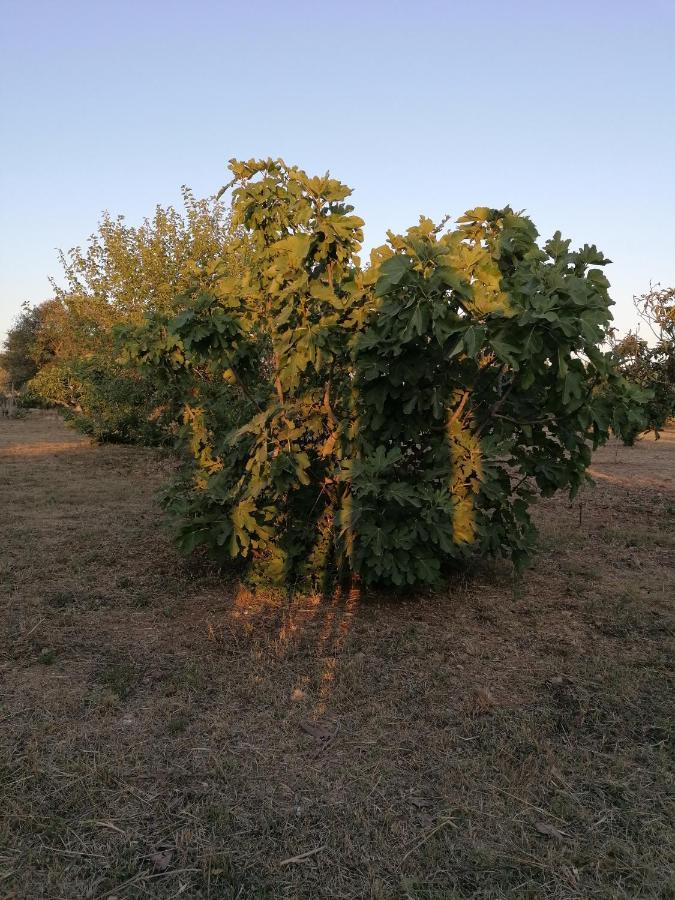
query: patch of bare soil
1 412 673 898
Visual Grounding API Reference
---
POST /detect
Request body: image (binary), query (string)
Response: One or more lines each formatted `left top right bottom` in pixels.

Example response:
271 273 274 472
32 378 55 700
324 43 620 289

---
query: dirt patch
1 413 673 898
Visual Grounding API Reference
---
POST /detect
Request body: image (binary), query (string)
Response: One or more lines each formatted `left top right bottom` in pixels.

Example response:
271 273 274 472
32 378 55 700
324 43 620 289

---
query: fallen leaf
150 849 173 871
410 796 434 809
549 675 573 687
535 821 568 841
472 686 495 712
300 720 335 741
291 688 306 702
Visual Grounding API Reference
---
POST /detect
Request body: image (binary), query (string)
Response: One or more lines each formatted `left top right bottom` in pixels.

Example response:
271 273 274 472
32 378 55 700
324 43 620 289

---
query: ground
1 412 673 899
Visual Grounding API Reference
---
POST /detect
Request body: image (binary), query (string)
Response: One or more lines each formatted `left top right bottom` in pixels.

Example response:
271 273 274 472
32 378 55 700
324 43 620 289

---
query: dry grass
1 412 673 899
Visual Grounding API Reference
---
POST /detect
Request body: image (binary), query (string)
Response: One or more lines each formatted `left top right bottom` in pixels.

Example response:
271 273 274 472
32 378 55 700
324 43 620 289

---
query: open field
1 412 673 899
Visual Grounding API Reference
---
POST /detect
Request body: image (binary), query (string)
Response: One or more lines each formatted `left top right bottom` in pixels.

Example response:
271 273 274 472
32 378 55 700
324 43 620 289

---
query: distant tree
609 285 675 441
635 283 675 342
26 188 244 442
43 187 241 358
0 303 54 387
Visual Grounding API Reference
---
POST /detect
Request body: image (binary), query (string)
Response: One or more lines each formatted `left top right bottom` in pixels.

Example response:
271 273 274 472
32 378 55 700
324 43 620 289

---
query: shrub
21 188 244 445
130 158 646 587
609 333 674 443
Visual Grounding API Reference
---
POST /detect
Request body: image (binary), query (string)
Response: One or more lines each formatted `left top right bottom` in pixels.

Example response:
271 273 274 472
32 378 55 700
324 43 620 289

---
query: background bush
608 286 674 443
3 188 244 443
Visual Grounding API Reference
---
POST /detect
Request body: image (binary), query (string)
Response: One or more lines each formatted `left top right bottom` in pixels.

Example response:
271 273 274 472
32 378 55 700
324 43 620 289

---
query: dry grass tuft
1 412 673 898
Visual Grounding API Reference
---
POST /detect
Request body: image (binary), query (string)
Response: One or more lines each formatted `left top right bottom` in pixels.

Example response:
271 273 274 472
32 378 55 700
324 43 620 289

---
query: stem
229 366 264 412
275 375 285 406
448 390 470 426
322 376 338 425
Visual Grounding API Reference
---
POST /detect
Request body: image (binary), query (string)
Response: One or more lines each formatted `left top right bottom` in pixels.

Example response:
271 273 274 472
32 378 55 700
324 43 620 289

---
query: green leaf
375 255 412 296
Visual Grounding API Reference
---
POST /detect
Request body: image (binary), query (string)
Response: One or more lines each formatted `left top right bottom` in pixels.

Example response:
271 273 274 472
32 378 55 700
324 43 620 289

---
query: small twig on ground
82 820 128 836
15 618 44 642
279 845 327 866
402 816 457 863
41 846 107 859
492 786 569 825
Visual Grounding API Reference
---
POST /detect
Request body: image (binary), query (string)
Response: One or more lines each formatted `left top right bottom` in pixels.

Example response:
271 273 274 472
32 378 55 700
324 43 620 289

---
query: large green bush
128 158 645 587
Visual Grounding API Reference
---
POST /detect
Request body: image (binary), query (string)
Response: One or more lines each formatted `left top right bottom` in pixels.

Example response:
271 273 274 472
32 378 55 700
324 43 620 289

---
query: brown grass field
1 412 673 899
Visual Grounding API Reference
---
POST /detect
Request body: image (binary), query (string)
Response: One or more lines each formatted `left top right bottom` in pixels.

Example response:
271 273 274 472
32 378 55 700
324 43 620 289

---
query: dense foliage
13 189 242 442
608 286 675 443
610 335 674 442
0 303 53 388
127 158 646 587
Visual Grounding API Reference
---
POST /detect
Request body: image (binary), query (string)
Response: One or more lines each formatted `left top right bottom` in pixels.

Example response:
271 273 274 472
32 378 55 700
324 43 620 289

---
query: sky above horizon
1 0 674 341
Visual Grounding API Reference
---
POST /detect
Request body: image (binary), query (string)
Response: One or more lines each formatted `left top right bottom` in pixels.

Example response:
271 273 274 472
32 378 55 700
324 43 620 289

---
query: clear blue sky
1 0 674 341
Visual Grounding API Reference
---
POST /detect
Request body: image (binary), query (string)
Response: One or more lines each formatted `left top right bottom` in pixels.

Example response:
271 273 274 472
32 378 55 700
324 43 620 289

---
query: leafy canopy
22 188 242 443
127 158 646 586
606 284 675 442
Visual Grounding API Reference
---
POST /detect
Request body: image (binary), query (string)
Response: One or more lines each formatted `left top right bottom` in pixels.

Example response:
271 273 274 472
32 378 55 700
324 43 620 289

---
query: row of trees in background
1 161 673 587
